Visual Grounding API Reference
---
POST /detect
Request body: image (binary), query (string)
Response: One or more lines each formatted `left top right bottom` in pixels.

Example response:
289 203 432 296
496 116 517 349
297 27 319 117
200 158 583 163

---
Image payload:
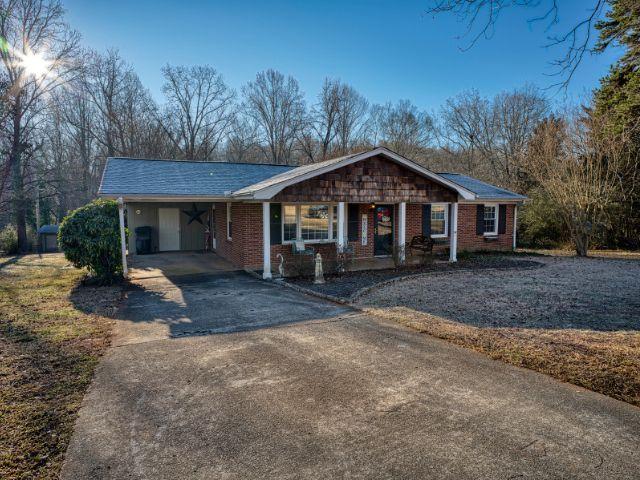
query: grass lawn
0 254 118 479
357 254 640 407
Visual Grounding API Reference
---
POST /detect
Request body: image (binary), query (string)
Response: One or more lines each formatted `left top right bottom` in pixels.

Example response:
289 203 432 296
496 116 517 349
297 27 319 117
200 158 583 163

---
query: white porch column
513 204 518 251
117 197 128 278
262 202 272 279
449 201 458 263
337 201 345 252
398 202 406 264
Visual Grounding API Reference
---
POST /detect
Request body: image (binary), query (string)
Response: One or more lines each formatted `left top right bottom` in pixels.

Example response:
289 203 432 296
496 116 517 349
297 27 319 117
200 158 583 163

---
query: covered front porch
261 200 459 279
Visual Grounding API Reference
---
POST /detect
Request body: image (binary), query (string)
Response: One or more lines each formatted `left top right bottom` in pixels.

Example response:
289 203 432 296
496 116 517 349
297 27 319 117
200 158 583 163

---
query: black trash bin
135 226 152 255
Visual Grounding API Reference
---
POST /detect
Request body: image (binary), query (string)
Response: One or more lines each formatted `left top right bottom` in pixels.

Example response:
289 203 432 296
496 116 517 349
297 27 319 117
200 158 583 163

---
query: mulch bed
287 255 542 300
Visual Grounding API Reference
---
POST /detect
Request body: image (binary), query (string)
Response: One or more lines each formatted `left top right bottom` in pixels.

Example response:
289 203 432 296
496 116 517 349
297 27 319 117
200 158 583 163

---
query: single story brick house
99 146 526 278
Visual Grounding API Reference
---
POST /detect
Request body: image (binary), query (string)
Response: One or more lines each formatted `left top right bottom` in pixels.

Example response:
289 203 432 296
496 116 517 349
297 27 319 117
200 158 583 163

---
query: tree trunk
10 99 28 253
574 232 589 257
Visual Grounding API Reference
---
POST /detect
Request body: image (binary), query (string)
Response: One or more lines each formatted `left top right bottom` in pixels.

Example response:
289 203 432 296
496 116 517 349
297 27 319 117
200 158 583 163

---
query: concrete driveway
62 272 640 479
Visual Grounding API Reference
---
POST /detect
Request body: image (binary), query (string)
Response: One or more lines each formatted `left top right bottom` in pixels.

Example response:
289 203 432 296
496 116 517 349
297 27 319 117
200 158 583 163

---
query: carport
128 251 239 281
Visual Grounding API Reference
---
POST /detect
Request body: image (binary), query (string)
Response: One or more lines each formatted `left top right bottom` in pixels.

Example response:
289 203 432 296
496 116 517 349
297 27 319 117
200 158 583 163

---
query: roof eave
99 193 231 202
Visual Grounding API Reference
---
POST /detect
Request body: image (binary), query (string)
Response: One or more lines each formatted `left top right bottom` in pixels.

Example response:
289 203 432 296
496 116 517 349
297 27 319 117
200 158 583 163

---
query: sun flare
18 51 51 77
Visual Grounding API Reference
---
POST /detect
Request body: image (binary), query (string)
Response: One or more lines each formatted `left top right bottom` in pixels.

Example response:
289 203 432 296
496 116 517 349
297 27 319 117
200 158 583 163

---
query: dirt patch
0 254 117 479
356 255 640 406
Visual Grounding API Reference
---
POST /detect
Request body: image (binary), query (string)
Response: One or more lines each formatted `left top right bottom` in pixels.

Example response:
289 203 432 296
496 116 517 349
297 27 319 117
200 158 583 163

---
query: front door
158 208 180 251
374 205 394 256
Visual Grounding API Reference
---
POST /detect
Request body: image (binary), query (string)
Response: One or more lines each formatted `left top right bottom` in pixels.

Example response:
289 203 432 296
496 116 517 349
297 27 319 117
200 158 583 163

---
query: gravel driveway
357 256 640 331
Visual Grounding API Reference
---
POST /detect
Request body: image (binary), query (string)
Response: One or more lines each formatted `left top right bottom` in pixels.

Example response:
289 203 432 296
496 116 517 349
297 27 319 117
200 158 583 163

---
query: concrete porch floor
128 251 239 281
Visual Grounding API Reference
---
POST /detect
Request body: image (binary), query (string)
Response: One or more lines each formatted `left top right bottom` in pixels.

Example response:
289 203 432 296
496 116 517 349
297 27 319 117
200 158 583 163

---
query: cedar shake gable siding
273 155 457 204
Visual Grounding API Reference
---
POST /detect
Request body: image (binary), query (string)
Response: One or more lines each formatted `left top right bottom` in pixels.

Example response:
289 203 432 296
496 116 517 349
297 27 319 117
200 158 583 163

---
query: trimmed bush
59 199 125 283
0 224 19 255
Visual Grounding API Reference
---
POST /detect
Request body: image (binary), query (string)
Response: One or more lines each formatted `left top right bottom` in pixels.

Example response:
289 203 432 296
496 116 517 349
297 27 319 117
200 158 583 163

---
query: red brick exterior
214 202 264 269
213 201 516 272
457 204 515 251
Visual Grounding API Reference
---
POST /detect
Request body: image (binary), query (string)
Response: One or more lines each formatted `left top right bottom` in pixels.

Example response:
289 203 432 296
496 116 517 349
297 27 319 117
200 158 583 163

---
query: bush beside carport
59 199 125 284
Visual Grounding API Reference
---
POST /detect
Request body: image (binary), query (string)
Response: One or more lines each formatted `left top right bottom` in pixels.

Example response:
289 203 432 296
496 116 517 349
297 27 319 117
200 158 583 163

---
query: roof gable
232 147 476 200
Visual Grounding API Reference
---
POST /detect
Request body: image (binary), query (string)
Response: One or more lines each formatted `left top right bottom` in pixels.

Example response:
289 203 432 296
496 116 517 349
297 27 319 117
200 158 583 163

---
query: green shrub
0 224 19 255
58 199 125 283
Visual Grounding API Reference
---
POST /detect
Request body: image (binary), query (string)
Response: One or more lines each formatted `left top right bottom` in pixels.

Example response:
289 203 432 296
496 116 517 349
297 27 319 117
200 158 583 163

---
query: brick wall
214 202 264 268
457 204 514 251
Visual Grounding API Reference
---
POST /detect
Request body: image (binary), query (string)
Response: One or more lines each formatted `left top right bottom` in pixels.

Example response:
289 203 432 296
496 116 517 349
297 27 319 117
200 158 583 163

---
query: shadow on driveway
95 270 353 345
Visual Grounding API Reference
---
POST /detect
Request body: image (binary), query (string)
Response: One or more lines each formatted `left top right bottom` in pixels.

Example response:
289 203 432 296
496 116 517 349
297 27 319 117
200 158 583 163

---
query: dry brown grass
0 254 118 479
365 306 640 407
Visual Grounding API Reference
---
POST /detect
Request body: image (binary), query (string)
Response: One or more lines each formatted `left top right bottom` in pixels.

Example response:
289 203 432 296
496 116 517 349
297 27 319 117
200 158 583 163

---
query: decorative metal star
182 203 207 226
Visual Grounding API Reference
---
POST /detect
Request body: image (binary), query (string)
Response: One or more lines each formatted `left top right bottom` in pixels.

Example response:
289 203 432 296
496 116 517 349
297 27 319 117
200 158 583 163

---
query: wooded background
0 0 638 255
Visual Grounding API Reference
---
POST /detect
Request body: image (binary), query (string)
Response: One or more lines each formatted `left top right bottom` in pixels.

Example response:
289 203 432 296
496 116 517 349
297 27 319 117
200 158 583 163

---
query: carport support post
398 202 406 264
449 201 458 263
337 202 345 252
262 202 272 279
117 197 128 278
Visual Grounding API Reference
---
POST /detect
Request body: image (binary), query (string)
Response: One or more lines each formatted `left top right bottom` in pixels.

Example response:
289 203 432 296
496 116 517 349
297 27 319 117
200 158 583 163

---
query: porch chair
407 235 435 256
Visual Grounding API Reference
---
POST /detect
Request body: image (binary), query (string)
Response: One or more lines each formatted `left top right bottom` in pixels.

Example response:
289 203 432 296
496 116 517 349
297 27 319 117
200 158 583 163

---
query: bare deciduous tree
439 86 549 189
334 83 369 155
525 111 639 255
160 65 235 160
439 89 493 176
242 69 305 164
426 0 608 89
84 50 163 159
0 0 81 251
370 100 436 158
297 79 370 163
225 114 259 163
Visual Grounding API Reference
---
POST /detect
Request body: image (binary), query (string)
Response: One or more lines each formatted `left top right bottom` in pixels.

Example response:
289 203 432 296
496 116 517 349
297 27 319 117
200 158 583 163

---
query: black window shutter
476 204 485 235
422 204 431 236
270 203 282 245
347 204 359 242
498 204 507 235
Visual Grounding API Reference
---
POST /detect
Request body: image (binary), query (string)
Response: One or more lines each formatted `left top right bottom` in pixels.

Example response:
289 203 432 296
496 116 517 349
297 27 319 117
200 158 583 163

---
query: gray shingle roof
98 154 525 202
232 152 362 196
438 173 526 200
99 158 295 197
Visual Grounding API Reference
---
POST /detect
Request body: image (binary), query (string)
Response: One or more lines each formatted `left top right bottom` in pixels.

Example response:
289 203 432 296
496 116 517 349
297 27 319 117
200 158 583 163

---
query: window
283 205 297 242
301 205 329 241
226 203 232 240
281 204 336 243
430 204 448 237
484 204 498 235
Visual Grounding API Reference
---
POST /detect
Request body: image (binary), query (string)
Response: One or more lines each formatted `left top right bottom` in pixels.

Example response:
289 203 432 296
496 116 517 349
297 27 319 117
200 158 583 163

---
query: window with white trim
283 205 297 242
484 204 498 235
226 203 232 240
430 204 448 237
281 204 336 243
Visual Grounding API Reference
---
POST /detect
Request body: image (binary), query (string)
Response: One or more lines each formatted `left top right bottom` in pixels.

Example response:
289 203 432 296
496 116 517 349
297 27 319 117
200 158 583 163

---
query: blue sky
64 0 621 110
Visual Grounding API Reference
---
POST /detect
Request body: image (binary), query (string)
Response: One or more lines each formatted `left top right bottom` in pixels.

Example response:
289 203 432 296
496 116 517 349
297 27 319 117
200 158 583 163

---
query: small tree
525 113 639 256
58 199 124 283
